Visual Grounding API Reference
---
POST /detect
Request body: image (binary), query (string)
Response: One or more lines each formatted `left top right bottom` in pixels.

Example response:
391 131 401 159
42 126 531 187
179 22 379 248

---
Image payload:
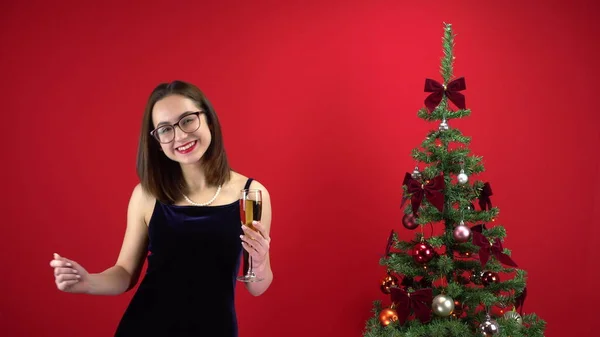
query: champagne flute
237 189 263 282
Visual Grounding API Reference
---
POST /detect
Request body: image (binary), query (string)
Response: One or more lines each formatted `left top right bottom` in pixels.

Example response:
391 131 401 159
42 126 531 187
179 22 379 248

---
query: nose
173 125 188 142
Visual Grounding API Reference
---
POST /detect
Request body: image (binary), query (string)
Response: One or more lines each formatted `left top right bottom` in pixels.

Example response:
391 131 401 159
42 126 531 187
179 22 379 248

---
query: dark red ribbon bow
385 229 395 256
471 226 518 267
515 287 527 315
403 173 445 215
424 77 467 112
478 182 493 211
390 287 433 325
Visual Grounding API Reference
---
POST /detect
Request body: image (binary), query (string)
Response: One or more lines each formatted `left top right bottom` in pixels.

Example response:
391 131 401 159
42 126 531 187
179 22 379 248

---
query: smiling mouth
176 140 197 153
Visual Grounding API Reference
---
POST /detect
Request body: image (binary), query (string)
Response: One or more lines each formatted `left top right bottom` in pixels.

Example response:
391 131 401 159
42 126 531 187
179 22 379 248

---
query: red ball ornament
412 242 435 264
451 300 464 318
380 274 399 294
481 271 500 286
402 213 419 230
470 270 483 285
379 308 399 326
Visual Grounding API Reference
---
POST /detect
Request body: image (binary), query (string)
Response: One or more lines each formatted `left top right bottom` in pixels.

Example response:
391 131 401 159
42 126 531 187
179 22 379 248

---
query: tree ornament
457 169 469 184
455 273 470 285
439 118 449 131
380 274 399 294
412 241 435 264
402 213 419 230
470 270 483 285
378 307 398 326
504 309 523 325
432 294 455 317
453 220 471 243
481 271 500 286
411 166 422 179
458 251 473 258
478 313 500 336
451 300 464 318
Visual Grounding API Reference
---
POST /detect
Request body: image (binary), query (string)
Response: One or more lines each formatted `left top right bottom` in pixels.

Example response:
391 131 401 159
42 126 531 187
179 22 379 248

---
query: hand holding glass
237 189 263 282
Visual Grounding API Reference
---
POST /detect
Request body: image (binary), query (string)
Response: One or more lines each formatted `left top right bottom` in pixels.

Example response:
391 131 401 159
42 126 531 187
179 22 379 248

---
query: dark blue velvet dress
114 179 252 337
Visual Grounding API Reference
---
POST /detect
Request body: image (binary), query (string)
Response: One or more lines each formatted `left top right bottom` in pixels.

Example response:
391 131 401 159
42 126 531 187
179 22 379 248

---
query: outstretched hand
49 253 90 293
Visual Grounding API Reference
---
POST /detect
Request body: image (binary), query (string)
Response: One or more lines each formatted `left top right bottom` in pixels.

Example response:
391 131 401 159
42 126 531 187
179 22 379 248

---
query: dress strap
244 178 254 190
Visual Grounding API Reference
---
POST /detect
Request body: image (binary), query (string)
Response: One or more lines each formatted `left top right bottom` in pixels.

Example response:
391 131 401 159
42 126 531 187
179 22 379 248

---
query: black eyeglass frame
149 111 203 144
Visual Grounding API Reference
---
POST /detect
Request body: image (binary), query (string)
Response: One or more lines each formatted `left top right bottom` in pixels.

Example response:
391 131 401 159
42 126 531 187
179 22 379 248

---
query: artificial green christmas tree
363 23 547 337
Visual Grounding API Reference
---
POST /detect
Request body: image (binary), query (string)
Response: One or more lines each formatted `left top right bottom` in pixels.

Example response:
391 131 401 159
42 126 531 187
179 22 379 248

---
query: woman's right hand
50 253 90 294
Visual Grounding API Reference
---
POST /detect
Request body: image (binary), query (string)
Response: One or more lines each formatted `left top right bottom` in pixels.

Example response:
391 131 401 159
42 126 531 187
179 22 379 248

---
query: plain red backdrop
1 0 599 336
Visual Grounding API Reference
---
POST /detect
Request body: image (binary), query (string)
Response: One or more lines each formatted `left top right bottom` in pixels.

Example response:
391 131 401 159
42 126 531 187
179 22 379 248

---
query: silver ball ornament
504 310 523 325
411 166 422 179
432 294 455 317
457 169 469 184
479 314 500 336
439 119 449 131
453 221 472 243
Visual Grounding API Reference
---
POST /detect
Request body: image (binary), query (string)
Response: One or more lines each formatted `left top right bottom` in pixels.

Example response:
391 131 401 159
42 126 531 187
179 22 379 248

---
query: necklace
182 185 222 206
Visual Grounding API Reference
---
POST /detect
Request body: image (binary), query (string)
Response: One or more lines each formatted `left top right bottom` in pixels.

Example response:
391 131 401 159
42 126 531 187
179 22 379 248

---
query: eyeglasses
150 111 202 144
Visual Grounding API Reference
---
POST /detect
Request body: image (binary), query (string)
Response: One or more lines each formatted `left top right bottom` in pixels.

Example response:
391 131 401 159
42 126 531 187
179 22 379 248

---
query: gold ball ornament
432 294 455 317
379 308 398 326
504 310 523 324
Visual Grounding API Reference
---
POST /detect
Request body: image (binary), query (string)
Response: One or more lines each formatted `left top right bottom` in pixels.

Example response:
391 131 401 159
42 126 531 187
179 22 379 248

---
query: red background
1 0 599 336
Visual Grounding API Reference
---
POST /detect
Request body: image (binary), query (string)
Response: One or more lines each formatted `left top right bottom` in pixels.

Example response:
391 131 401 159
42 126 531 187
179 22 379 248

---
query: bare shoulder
227 171 270 196
130 183 156 225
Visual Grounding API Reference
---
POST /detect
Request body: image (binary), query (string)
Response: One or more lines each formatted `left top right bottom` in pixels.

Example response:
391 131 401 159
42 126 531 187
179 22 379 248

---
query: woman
49 80 273 336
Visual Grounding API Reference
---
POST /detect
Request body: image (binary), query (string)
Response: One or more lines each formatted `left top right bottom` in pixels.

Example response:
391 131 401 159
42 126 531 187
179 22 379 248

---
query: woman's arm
242 180 273 296
88 183 151 295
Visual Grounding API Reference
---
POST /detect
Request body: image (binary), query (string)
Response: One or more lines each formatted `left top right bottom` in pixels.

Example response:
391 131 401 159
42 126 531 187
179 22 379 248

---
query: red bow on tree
478 182 493 211
424 77 467 112
403 173 445 215
471 227 518 267
515 287 527 315
390 287 433 325
385 229 395 256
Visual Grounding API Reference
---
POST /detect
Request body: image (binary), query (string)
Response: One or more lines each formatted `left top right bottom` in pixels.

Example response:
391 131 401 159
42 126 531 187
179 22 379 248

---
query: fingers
250 221 270 242
50 253 84 292
54 267 79 277
240 222 271 262
241 241 259 255
53 253 78 267
56 280 79 291
56 273 81 283
49 259 72 268
241 225 269 250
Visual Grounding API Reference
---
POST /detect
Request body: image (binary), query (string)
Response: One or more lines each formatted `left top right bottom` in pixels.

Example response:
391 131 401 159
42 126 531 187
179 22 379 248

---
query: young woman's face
151 94 212 165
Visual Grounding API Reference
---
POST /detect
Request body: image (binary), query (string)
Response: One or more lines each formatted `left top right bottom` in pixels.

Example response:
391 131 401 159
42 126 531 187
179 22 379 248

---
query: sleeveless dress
113 178 253 337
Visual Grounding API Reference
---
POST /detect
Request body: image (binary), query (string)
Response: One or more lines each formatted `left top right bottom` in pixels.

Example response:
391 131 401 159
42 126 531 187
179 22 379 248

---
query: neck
180 162 208 192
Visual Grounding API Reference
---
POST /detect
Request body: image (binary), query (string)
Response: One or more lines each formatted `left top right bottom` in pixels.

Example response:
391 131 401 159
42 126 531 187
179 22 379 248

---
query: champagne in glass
237 189 263 282
241 198 262 230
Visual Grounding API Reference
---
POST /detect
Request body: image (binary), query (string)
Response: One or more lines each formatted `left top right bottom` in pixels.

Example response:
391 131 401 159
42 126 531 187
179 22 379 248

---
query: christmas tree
363 23 547 337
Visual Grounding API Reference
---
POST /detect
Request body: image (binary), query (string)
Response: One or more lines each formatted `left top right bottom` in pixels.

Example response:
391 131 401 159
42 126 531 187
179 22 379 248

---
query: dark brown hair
136 80 231 203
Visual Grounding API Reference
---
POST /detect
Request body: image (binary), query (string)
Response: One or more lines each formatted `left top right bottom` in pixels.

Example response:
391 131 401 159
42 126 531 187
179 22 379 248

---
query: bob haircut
136 80 231 203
